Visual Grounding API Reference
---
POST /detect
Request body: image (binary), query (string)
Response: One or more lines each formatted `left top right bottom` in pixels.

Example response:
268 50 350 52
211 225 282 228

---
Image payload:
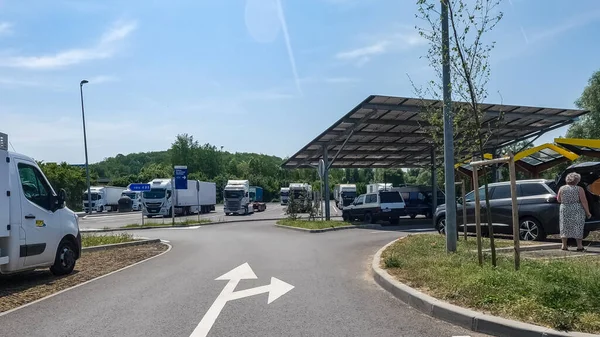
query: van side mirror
56 189 67 210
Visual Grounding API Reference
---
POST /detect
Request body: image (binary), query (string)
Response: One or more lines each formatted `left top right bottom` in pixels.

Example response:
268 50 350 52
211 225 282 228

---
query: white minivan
0 132 81 275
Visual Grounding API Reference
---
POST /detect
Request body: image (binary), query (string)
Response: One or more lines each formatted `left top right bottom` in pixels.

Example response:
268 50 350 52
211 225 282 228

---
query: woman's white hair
565 172 581 185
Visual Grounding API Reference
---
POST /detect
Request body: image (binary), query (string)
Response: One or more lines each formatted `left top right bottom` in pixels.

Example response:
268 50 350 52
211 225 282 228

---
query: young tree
415 0 504 265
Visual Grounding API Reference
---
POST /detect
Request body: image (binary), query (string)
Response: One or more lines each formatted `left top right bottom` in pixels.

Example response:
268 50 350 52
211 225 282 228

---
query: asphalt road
0 220 489 337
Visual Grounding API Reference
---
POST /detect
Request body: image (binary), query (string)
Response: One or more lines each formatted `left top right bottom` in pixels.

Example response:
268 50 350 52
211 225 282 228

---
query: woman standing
557 172 591 251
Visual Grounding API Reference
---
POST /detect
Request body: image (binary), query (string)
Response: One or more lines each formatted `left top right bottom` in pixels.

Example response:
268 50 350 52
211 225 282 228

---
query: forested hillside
41 134 418 209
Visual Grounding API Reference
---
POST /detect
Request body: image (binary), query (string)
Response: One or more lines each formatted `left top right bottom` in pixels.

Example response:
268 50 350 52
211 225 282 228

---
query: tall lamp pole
441 0 457 252
80 80 92 214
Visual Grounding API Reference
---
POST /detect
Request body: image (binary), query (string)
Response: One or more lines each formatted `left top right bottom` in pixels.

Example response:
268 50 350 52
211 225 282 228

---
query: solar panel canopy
282 95 588 169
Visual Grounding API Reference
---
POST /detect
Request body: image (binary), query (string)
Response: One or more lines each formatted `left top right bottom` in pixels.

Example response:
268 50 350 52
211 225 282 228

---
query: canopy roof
555 138 600 158
282 95 588 169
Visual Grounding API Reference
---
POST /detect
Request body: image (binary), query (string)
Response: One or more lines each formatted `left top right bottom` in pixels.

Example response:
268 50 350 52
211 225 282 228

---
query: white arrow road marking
190 263 294 337
228 277 295 304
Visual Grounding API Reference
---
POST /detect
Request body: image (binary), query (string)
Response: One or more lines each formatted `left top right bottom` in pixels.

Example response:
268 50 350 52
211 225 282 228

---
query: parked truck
333 184 357 209
249 186 267 212
0 132 81 276
224 180 254 215
83 186 124 213
366 183 393 194
121 184 143 211
288 183 313 212
280 187 290 205
142 179 216 217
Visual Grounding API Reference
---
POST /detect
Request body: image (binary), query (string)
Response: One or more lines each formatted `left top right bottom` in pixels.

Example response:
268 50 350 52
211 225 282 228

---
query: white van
0 132 81 275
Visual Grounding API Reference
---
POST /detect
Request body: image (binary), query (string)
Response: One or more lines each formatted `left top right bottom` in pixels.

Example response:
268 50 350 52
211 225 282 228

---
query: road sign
174 165 188 190
318 159 325 179
190 263 294 337
129 183 151 192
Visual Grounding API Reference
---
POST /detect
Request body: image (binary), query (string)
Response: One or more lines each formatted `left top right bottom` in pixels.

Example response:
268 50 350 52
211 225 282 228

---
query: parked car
342 191 406 225
393 185 445 219
434 166 600 241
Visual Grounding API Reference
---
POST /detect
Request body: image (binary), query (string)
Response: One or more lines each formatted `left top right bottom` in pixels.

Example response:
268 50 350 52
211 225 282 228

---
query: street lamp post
80 80 92 214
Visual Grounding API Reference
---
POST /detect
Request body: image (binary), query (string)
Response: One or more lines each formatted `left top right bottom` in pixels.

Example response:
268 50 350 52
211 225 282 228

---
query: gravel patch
0 243 168 313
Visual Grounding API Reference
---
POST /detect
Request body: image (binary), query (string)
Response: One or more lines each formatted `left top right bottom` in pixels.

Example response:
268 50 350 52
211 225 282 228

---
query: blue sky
1 0 599 164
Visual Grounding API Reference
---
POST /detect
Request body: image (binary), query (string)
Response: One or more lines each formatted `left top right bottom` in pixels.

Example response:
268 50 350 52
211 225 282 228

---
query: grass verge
81 233 135 247
276 219 353 230
0 243 168 313
122 218 212 228
381 234 600 333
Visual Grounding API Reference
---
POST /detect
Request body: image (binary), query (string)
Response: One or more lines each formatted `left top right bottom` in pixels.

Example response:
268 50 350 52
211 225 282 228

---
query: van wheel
364 212 374 224
50 240 77 276
410 214 417 219
583 230 591 240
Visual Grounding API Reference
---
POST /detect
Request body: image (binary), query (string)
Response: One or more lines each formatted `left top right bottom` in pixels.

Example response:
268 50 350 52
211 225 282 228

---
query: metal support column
431 147 437 227
323 146 331 221
441 0 457 252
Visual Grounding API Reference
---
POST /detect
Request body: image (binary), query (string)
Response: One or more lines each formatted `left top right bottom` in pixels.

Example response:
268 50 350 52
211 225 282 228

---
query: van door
15 161 61 267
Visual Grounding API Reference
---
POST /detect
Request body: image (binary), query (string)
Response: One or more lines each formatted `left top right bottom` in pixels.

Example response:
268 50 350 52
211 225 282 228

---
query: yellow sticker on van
35 220 46 227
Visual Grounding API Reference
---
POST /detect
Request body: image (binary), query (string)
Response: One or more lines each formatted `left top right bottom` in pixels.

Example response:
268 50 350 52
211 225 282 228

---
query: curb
479 243 563 253
82 239 161 253
274 224 381 233
81 216 343 233
371 239 598 337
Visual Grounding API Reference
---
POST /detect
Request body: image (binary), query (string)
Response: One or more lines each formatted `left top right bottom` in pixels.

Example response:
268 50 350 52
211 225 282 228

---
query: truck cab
280 187 290 205
334 184 357 209
142 179 173 217
0 132 81 275
121 188 142 211
224 180 254 215
288 183 313 213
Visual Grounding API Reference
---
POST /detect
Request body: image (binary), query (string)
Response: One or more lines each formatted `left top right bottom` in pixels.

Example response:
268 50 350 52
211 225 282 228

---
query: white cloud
335 29 426 66
0 20 137 70
0 22 13 36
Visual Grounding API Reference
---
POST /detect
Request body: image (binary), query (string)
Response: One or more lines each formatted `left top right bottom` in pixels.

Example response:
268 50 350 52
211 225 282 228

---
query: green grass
276 219 353 230
81 233 135 247
121 219 212 228
382 234 600 333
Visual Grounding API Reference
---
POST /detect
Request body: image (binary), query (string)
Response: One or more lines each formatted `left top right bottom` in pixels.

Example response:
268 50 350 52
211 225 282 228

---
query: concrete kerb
81 215 343 233
274 223 381 233
82 238 162 253
371 238 599 337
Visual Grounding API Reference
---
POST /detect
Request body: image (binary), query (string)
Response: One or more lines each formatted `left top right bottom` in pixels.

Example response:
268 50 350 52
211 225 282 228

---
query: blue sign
174 166 188 190
129 183 151 192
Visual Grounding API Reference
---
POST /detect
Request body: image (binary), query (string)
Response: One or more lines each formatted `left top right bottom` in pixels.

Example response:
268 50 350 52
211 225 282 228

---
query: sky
1 0 599 164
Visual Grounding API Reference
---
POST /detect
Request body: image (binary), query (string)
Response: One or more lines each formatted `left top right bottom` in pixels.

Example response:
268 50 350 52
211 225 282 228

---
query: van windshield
380 191 403 203
143 189 166 199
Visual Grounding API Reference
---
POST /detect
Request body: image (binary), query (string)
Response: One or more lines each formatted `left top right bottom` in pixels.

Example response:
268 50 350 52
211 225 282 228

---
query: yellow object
514 143 579 163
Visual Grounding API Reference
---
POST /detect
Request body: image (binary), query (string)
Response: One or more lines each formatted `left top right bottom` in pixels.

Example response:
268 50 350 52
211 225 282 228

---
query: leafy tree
38 162 87 210
567 70 600 139
416 0 504 263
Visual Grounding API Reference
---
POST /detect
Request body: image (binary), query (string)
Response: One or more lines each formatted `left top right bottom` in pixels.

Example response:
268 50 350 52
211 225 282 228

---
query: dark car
434 171 600 241
393 185 446 219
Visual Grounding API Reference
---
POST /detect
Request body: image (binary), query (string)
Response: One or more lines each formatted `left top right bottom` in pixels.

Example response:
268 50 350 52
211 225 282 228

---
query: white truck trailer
83 186 124 213
333 184 357 208
142 179 216 217
223 180 254 215
366 183 393 194
0 132 81 275
280 187 290 205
